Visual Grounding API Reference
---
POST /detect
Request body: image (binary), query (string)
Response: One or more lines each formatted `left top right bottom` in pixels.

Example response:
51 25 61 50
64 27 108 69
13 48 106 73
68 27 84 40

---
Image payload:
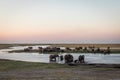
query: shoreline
0 59 120 68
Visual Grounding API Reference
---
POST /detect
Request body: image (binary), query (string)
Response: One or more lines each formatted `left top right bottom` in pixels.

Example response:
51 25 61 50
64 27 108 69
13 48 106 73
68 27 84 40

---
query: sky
0 0 120 44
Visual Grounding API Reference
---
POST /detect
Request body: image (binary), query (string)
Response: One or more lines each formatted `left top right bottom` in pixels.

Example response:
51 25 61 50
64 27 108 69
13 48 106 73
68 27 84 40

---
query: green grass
0 59 119 71
0 59 76 71
0 59 119 80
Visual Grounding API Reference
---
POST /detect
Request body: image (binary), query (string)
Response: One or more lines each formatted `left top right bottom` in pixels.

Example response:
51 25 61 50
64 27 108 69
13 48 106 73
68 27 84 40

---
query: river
0 45 120 64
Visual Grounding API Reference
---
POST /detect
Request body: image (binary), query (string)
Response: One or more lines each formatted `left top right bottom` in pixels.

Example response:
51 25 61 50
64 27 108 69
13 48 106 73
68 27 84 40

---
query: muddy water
0 46 120 64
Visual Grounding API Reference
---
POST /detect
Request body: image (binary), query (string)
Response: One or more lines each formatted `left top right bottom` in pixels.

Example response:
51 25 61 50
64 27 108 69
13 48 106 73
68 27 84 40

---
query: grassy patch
0 59 76 71
0 44 13 49
0 59 119 71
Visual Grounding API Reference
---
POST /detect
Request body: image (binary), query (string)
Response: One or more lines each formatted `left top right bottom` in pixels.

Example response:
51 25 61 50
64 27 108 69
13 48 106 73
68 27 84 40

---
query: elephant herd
49 54 85 64
23 46 111 55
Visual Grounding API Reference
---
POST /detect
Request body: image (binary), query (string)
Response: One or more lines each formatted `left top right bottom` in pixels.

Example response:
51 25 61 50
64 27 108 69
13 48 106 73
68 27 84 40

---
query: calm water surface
0 46 120 64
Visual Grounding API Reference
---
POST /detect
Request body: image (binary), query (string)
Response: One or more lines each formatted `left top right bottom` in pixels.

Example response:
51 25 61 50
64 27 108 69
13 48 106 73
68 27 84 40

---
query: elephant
52 47 61 52
28 47 33 50
78 55 85 63
64 54 73 63
49 54 59 62
38 47 43 53
24 47 33 52
24 48 30 52
59 55 63 61
102 47 110 55
103 50 110 55
65 47 72 52
75 47 82 52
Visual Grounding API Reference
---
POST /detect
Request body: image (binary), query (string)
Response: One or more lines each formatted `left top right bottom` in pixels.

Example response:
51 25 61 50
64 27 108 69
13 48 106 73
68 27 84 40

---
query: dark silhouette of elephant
49 54 59 62
28 47 33 50
64 54 73 63
75 47 82 52
38 47 43 53
24 47 33 52
78 55 85 63
60 55 63 61
24 48 30 52
102 47 110 55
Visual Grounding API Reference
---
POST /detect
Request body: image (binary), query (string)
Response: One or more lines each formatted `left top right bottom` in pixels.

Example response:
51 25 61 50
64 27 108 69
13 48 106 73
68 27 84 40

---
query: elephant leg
54 57 56 62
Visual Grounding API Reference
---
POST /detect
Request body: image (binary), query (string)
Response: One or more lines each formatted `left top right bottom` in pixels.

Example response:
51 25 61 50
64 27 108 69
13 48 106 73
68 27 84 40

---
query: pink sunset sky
0 0 120 44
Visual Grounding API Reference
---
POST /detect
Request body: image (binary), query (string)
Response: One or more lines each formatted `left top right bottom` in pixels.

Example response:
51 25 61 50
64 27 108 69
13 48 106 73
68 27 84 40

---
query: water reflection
0 46 120 64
